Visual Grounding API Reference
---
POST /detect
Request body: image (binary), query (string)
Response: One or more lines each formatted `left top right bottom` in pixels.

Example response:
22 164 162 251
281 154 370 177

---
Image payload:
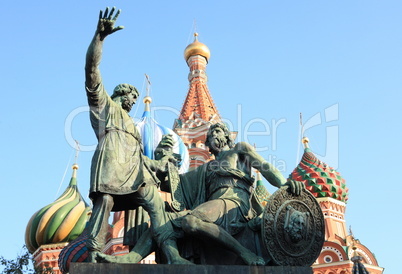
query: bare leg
86 194 114 263
161 239 194 265
135 185 191 264
182 215 265 266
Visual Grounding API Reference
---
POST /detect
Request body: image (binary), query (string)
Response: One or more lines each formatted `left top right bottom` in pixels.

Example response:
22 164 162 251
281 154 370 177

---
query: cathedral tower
174 33 234 169
289 138 383 273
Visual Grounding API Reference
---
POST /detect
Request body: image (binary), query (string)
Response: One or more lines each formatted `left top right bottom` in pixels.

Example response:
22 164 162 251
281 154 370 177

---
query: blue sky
1 1 400 272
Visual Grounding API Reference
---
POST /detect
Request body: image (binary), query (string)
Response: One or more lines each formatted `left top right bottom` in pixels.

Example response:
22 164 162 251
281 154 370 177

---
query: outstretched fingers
97 7 124 36
111 25 124 34
99 7 118 21
108 7 115 20
102 7 109 19
113 8 121 21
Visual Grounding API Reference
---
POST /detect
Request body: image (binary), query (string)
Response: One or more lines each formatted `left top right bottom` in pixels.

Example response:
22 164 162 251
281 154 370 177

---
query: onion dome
136 96 189 174
184 33 211 63
289 137 349 203
58 228 89 273
254 170 270 206
25 164 92 253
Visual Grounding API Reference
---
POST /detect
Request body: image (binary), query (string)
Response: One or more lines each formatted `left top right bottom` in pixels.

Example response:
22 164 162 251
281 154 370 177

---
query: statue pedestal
70 263 312 274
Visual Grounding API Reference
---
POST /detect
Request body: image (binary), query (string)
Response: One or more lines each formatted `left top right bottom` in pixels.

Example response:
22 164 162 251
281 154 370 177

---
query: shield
261 186 325 266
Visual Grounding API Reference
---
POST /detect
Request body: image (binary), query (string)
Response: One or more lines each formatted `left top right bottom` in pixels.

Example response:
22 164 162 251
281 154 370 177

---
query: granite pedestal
70 263 313 274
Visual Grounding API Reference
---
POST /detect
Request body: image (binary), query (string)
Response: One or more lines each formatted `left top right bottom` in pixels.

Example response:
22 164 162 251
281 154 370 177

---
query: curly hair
205 123 235 150
111 83 139 99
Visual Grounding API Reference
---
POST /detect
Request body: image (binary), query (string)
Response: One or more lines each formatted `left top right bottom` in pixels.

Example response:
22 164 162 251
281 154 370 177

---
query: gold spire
72 141 80 178
302 137 309 149
143 74 152 112
143 96 152 112
184 33 211 62
72 163 79 178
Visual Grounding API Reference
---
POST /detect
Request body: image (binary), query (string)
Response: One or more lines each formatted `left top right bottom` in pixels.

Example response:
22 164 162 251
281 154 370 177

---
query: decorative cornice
317 197 346 207
32 242 68 257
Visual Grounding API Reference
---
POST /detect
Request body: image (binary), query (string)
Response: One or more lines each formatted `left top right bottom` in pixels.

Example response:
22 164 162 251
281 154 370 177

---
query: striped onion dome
25 164 91 253
136 96 189 173
58 227 89 273
254 170 270 206
288 138 349 203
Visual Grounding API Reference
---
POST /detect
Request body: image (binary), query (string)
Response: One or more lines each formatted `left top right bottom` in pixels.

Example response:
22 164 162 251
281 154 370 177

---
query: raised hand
155 135 174 160
155 135 182 167
97 7 124 40
157 134 175 150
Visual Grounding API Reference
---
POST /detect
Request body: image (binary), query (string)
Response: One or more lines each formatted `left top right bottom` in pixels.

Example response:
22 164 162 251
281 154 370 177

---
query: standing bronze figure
84 7 175 262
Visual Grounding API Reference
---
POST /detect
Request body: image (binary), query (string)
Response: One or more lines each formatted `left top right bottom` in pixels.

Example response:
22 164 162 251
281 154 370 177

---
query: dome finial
302 137 309 149
351 238 359 258
143 74 152 112
72 163 79 173
72 140 80 178
143 96 152 111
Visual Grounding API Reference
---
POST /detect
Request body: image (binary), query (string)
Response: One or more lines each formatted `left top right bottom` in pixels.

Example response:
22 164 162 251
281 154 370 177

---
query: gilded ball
184 34 211 62
143 96 152 104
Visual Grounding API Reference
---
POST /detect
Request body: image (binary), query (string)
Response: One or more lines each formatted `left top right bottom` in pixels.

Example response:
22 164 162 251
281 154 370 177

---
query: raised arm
238 142 304 195
85 7 124 89
237 142 286 188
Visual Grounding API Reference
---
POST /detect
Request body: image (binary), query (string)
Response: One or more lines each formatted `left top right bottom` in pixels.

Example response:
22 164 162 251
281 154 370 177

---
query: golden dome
184 33 211 62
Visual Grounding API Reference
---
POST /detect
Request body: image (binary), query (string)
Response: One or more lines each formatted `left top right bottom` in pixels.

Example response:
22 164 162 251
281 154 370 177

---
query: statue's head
111 84 139 112
205 123 235 155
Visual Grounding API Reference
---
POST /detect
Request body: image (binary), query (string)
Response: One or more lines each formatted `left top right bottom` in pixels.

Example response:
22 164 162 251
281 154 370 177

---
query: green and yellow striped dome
25 165 91 253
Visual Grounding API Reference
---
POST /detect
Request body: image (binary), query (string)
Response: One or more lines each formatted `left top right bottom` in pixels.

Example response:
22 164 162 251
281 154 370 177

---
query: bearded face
207 129 228 154
121 96 133 112
112 84 138 113
119 91 138 113
285 211 306 243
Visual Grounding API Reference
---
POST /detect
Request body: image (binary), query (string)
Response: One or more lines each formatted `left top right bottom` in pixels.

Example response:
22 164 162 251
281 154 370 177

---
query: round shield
261 186 325 266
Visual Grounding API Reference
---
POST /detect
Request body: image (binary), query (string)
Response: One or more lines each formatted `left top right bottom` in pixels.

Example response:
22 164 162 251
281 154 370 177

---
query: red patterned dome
289 141 348 203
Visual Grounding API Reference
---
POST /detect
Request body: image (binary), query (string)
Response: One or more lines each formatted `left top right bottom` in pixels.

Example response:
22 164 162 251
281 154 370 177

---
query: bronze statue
84 7 178 262
97 123 305 265
177 123 302 265
81 6 324 267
